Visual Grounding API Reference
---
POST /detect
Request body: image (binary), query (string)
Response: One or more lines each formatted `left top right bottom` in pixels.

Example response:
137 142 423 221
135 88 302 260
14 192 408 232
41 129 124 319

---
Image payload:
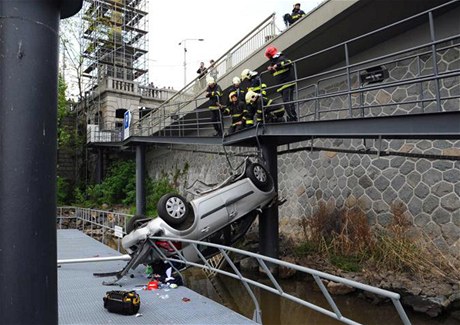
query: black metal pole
136 144 146 215
259 144 279 261
0 1 81 324
96 148 103 183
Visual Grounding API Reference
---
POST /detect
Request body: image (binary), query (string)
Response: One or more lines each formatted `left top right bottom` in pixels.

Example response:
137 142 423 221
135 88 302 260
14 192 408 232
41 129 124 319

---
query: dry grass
297 200 460 281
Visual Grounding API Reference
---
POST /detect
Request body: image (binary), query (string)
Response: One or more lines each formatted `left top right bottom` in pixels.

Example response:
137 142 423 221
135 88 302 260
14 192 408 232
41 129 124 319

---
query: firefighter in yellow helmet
205 76 224 136
225 76 245 106
223 91 246 134
245 90 284 124
240 69 268 126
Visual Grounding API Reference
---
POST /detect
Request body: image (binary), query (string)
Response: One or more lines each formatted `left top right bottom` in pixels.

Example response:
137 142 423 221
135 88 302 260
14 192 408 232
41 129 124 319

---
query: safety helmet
241 69 251 81
206 76 215 85
229 91 238 101
245 90 258 104
232 76 241 85
265 46 278 59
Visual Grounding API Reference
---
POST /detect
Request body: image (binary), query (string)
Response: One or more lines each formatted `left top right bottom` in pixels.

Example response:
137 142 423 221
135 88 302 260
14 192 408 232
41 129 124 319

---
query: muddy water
184 269 458 325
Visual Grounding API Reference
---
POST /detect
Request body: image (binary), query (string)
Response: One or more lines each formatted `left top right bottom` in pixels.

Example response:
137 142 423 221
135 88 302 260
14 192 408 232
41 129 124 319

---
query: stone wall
145 139 460 257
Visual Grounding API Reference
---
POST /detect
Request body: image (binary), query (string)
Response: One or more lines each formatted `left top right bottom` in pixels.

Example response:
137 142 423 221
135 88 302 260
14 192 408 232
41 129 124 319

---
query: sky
148 0 324 90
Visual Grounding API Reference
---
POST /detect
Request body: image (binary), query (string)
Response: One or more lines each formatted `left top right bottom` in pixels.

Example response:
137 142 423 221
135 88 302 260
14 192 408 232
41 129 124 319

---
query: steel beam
259 144 279 266
0 1 82 324
136 144 146 215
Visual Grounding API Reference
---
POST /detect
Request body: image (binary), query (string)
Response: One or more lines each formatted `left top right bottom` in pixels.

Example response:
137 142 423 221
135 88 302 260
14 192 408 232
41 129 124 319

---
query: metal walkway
57 229 256 324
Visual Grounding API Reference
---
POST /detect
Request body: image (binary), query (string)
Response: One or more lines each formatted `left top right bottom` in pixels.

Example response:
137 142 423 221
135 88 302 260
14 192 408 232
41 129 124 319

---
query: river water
184 269 458 325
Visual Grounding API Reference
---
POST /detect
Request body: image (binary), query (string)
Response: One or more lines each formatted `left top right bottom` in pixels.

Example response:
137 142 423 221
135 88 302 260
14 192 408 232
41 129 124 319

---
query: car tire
157 194 190 226
246 163 273 192
126 215 150 234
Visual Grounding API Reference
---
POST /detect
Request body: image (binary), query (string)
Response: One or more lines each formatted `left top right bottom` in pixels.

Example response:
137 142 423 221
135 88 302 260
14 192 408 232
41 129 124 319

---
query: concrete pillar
136 144 146 215
0 1 82 324
259 144 279 261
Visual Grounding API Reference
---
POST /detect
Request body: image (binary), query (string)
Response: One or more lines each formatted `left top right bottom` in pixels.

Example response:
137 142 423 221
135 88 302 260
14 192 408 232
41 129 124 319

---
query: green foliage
57 176 71 205
329 254 362 272
77 160 178 216
57 75 72 147
294 241 319 257
146 177 177 215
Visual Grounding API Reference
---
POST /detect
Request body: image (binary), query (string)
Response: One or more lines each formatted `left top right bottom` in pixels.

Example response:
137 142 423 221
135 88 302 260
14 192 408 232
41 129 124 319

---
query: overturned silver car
97 160 276 284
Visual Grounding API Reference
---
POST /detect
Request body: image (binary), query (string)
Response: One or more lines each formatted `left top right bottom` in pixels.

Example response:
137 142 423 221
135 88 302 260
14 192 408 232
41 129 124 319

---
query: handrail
149 236 412 325
56 206 411 325
130 13 277 134
87 0 460 143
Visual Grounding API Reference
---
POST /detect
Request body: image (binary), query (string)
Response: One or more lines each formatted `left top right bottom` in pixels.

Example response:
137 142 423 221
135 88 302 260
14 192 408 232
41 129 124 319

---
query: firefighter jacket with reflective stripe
224 101 246 126
291 9 306 23
269 53 295 93
246 96 283 123
248 75 267 96
226 85 245 106
206 84 223 109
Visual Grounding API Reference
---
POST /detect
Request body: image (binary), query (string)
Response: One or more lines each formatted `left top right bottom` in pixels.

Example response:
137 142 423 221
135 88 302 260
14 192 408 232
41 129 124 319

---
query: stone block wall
145 139 460 257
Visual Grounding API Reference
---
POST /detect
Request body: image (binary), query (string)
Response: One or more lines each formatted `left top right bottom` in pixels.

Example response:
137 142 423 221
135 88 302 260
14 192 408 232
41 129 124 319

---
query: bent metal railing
56 207 411 325
149 236 412 325
124 0 459 140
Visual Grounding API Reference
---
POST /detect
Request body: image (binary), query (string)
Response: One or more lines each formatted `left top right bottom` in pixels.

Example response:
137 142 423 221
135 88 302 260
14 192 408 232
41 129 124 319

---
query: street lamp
178 38 204 86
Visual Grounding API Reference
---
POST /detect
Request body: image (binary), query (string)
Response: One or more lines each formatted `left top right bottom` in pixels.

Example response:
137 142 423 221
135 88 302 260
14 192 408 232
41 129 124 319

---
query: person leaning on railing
241 68 268 126
245 90 285 124
205 77 223 136
265 45 298 122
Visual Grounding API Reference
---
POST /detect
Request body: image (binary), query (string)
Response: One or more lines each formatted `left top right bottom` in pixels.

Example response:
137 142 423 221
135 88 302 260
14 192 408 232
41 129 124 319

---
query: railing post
136 144 146 215
429 11 442 112
0 2 82 324
344 43 353 117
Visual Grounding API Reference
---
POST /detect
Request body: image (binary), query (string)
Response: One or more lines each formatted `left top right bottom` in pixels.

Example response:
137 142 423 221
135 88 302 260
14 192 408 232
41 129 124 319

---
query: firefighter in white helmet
205 76 224 136
225 76 245 106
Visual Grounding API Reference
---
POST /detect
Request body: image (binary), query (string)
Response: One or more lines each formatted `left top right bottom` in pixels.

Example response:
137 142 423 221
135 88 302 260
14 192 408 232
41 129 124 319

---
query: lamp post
178 38 204 86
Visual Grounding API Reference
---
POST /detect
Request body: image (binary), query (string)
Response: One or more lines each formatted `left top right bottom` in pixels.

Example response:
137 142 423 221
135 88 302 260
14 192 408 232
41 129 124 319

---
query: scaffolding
82 0 149 84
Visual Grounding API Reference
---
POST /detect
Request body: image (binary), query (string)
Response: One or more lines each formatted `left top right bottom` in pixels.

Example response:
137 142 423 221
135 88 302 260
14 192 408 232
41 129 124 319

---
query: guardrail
57 207 411 325
127 0 460 139
57 206 133 252
149 236 412 325
129 13 277 137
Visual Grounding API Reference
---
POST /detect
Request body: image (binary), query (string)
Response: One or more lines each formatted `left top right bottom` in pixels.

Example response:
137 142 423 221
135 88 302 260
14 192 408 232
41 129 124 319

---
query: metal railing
150 236 412 325
129 13 277 137
57 206 133 252
127 0 459 139
57 206 411 325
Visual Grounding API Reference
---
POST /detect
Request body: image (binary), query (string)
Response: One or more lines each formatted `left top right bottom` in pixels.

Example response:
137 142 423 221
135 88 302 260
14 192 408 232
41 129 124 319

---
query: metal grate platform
58 229 256 324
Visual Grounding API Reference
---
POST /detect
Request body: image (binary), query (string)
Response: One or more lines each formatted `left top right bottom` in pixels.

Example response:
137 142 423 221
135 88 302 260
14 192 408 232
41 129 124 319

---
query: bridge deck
58 229 256 324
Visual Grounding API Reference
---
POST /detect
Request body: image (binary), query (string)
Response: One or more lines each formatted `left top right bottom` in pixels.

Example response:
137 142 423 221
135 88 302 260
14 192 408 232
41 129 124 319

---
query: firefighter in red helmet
265 46 298 121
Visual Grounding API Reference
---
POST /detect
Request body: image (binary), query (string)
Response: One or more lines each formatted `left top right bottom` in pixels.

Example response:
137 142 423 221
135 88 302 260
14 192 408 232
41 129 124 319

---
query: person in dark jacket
245 90 284 124
226 76 246 106
241 69 267 126
223 91 246 134
284 3 306 27
196 61 207 88
205 76 223 136
265 46 297 121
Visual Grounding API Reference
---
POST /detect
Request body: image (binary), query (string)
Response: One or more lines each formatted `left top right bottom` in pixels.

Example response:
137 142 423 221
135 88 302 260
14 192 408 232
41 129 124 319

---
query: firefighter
265 45 298 121
245 90 284 124
241 69 267 126
205 76 223 136
223 91 246 134
284 3 306 27
226 76 245 105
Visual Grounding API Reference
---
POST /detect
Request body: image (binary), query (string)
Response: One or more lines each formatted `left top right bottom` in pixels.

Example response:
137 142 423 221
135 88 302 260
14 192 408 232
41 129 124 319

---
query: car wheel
246 163 273 192
157 194 190 226
126 215 150 234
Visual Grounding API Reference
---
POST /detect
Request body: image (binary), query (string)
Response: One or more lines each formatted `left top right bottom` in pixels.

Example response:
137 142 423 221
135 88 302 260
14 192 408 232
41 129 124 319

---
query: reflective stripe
276 82 295 92
209 106 220 110
246 120 254 125
267 99 273 106
273 68 289 76
232 114 241 117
